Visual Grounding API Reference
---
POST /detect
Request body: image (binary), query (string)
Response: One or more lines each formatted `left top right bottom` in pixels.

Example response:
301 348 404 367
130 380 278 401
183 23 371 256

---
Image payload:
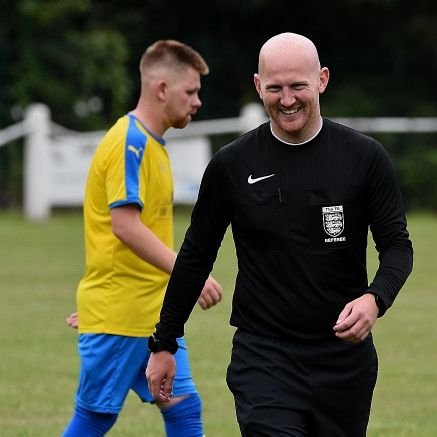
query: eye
266 85 281 92
293 83 307 90
187 88 199 96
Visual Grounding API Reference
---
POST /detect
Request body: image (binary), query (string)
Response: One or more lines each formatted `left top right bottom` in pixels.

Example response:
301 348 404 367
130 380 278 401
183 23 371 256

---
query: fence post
23 104 51 221
240 102 267 132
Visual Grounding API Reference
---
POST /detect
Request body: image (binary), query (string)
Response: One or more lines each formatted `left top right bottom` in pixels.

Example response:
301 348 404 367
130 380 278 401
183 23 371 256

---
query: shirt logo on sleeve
322 205 346 242
247 173 276 184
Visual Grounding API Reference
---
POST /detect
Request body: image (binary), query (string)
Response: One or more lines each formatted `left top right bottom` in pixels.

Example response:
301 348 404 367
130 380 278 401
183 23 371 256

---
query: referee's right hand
146 351 176 402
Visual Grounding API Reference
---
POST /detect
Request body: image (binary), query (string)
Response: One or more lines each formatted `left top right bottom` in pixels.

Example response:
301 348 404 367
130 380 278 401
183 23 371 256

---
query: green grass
0 209 436 436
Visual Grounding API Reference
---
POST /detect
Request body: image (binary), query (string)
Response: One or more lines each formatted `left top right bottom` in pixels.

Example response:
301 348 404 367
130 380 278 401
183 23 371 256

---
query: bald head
254 32 329 143
258 33 321 77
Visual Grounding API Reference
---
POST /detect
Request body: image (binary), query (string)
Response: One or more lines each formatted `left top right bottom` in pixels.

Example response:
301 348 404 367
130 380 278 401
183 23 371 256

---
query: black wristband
148 334 178 354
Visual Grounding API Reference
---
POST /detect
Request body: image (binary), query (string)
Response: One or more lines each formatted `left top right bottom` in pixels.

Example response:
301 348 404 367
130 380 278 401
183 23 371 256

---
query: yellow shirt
77 114 173 336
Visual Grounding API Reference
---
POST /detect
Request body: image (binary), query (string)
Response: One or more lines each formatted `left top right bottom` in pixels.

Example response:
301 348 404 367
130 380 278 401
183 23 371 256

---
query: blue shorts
75 334 198 414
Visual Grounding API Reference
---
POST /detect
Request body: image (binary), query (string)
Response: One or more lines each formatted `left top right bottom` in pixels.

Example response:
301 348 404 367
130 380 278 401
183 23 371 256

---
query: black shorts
226 329 378 437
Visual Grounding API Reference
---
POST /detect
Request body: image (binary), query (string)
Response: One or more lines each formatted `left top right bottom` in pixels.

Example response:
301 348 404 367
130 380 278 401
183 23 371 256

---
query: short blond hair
140 39 209 76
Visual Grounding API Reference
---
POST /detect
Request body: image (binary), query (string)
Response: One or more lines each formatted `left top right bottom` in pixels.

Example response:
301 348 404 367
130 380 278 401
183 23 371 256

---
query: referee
147 32 413 436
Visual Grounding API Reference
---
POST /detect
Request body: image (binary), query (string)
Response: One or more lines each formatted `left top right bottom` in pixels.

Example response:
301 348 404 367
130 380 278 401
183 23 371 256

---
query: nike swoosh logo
247 173 276 184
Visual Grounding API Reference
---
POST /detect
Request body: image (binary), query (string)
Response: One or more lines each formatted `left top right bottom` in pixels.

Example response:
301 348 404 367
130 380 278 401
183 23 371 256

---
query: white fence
1 103 437 221
0 103 267 221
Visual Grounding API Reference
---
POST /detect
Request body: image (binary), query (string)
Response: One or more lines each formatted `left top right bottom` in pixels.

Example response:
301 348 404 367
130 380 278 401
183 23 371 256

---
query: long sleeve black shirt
156 119 413 342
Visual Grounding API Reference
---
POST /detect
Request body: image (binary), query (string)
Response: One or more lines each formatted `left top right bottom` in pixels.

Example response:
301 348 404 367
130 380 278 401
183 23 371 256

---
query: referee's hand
146 351 176 402
333 294 379 343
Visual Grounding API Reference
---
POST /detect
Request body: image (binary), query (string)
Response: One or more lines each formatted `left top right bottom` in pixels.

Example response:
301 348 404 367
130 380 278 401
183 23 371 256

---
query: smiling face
164 66 203 130
254 33 329 143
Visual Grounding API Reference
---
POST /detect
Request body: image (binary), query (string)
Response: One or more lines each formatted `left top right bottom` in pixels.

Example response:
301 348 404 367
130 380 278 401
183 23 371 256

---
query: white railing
0 103 267 221
1 103 437 221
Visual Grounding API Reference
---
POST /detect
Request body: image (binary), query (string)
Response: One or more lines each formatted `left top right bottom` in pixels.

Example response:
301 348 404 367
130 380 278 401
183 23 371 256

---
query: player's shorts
75 334 198 414
227 329 378 437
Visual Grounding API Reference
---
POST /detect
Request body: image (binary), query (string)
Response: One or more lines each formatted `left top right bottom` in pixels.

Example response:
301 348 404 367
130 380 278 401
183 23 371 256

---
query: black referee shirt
157 119 413 342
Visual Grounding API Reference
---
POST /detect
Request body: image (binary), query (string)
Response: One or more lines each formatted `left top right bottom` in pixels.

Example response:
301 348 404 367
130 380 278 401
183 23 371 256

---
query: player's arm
65 205 222 330
111 204 223 307
111 204 176 274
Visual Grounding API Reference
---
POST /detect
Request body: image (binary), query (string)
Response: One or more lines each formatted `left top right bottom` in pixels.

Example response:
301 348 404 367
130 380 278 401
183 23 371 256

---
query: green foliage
371 133 437 211
2 0 437 126
397 145 437 211
10 0 132 129
0 210 436 436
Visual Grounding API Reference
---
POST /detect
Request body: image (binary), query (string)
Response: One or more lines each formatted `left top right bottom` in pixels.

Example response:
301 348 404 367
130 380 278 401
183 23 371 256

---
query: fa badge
322 205 344 237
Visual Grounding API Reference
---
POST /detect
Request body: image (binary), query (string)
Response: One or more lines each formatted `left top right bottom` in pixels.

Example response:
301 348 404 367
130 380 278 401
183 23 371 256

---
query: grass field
0 209 436 436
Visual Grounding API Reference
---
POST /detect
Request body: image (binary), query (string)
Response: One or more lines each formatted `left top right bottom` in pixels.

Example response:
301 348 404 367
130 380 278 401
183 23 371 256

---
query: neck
271 117 323 146
130 104 166 138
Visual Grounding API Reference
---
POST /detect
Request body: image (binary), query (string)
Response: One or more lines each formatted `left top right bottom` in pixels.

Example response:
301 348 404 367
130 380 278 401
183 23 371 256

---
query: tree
8 0 132 129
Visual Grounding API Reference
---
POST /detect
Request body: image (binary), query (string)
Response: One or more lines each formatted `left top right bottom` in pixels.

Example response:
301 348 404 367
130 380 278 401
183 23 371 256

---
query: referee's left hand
333 293 379 343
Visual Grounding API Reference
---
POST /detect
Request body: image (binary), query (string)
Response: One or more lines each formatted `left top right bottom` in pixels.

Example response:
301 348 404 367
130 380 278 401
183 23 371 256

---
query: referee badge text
322 205 346 242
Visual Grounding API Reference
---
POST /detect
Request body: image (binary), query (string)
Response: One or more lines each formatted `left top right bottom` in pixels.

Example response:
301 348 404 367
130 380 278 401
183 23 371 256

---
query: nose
280 88 296 107
193 95 202 108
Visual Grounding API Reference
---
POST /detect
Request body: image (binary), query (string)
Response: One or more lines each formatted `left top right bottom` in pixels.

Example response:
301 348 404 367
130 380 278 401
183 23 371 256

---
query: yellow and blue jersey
77 114 173 337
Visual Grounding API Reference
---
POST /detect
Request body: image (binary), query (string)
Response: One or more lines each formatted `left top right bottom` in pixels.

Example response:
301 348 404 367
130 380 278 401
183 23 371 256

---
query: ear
319 67 330 94
254 73 262 99
156 80 168 102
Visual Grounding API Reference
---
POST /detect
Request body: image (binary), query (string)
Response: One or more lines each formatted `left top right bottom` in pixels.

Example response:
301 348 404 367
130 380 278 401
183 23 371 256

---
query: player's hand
197 275 223 310
146 351 176 402
66 312 79 329
333 293 379 343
